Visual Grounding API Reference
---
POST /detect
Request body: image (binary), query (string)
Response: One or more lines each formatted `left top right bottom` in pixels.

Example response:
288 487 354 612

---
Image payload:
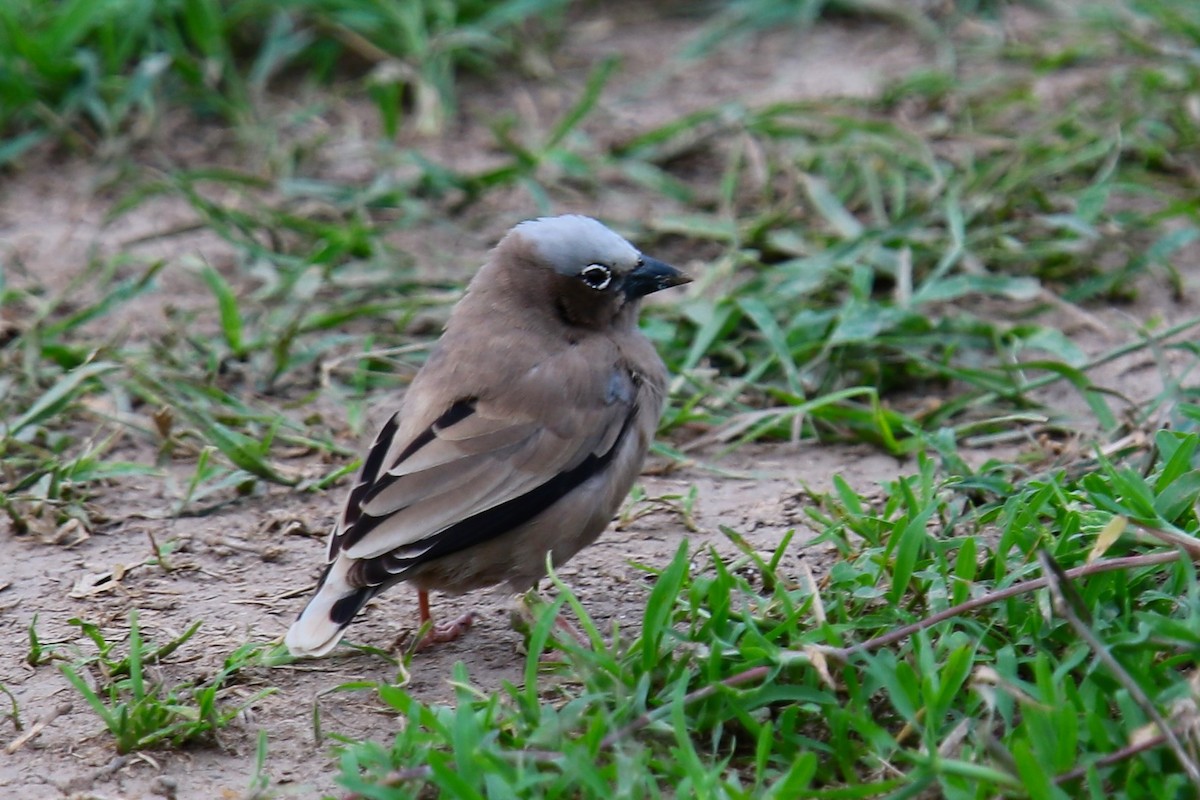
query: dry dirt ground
2 6 1198 799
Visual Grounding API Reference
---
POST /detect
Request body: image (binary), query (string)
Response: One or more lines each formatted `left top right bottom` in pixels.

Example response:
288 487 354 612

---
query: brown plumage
285 215 690 657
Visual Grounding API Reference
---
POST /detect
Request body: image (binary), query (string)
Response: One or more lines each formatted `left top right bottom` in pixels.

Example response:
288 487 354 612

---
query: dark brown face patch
547 271 627 329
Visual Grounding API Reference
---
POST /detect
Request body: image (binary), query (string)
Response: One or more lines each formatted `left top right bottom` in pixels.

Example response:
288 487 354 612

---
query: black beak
623 256 692 299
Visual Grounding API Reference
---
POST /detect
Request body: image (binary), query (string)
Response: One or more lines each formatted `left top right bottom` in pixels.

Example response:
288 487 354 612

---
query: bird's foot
415 611 476 651
511 590 590 649
551 613 589 648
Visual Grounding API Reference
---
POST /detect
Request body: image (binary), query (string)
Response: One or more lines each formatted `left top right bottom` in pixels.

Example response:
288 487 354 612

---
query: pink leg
415 589 475 650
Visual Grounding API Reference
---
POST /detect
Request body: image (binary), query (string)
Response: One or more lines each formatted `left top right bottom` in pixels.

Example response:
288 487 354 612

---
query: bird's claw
415 611 476 650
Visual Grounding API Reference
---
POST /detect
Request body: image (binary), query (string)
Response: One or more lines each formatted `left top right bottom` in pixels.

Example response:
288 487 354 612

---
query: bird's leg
415 588 475 650
417 588 433 625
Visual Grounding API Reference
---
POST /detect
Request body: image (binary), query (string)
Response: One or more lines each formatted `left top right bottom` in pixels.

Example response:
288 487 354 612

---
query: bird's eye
580 264 612 290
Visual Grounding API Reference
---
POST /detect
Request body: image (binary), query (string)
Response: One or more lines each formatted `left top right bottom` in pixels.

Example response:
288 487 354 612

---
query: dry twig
819 550 1183 662
1038 549 1200 789
5 701 72 754
1055 727 1185 784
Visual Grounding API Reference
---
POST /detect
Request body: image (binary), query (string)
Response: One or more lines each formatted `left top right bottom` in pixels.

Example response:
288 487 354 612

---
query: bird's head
496 215 691 330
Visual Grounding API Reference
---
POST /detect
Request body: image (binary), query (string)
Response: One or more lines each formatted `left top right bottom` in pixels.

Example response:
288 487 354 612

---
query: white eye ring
580 264 612 290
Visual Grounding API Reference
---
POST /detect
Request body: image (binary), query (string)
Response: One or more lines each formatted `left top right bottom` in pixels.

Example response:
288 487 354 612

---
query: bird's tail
285 559 378 657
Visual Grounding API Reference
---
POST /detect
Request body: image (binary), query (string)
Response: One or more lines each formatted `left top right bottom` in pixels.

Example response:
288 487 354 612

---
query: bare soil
2 6 1197 800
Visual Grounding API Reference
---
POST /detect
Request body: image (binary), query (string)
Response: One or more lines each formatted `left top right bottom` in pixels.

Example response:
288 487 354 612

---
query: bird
285 214 691 657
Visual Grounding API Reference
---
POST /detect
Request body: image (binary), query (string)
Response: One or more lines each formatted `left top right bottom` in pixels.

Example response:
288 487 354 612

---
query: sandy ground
2 5 1198 799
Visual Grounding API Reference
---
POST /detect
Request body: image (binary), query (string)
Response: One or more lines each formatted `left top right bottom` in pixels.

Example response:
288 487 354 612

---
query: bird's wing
329 365 639 574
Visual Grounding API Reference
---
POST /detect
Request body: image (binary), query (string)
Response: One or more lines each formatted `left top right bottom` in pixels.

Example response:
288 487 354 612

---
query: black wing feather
336 399 477 552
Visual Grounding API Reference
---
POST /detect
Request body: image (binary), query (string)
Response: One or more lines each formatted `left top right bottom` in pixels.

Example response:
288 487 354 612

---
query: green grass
55 611 274 754
0 0 566 158
4 0 1200 797
337 422 1200 798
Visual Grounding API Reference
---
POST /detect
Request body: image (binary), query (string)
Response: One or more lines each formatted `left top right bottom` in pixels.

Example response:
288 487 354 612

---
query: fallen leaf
1088 515 1127 563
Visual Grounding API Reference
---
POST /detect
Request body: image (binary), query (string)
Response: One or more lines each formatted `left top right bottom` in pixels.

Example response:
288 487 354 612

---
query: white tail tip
285 561 369 658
